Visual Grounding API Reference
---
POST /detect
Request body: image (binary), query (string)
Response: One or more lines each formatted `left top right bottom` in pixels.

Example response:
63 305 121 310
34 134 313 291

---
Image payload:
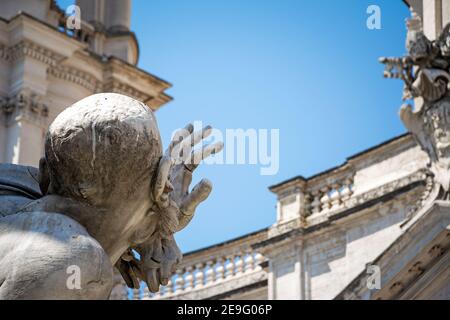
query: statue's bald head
43 93 162 206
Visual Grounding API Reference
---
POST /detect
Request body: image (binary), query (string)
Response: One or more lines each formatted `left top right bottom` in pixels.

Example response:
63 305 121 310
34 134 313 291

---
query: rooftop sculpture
381 13 450 206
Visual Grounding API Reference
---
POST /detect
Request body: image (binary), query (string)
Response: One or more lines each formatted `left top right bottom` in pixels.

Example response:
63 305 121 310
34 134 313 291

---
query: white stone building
136 0 450 300
0 0 172 166
1 0 449 300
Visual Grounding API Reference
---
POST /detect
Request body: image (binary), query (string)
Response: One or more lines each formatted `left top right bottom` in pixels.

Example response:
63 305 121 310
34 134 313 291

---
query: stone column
443 0 450 26
105 0 132 32
76 0 105 26
405 0 450 40
423 0 442 40
262 240 305 300
2 92 49 166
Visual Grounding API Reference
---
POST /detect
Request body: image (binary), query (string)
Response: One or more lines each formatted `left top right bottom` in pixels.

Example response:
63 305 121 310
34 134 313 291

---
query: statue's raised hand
153 123 223 234
130 124 223 292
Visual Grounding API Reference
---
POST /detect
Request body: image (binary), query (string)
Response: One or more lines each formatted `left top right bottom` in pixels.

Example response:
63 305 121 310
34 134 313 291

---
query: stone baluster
302 193 312 218
185 266 195 290
205 260 216 284
320 186 332 212
340 178 354 203
216 257 226 281
142 285 150 299
254 252 264 270
195 263 205 288
310 190 322 215
152 287 161 299
226 255 236 278
175 269 185 293
132 288 140 300
235 253 244 275
330 182 342 210
244 250 255 272
165 279 174 295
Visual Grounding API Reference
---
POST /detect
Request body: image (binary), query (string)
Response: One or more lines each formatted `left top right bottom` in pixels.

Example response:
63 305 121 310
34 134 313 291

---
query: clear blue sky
57 0 410 252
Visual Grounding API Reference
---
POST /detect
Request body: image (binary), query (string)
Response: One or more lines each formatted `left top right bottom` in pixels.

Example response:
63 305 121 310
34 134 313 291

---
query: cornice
48 65 102 93
107 57 171 91
0 40 65 66
103 80 152 104
0 42 171 110
48 63 166 104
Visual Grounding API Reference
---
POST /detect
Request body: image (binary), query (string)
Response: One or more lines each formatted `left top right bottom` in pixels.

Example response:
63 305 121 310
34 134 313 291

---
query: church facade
141 0 450 300
0 0 449 300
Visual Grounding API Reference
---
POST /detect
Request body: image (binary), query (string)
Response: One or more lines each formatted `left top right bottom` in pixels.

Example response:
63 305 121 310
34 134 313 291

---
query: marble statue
0 93 223 299
381 13 450 205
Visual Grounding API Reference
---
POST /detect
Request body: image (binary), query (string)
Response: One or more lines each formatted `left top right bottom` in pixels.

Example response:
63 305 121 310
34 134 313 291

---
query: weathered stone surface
381 13 450 203
0 1 172 166
0 164 41 217
0 93 222 299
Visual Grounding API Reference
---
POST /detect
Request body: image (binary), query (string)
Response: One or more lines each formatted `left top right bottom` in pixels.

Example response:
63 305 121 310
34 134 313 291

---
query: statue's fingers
177 125 212 162
209 141 224 155
190 125 212 148
160 263 172 286
185 141 224 171
130 260 144 284
183 179 213 213
146 269 160 293
127 263 141 289
116 260 137 289
151 240 164 264
166 123 193 158
169 163 193 197
177 179 212 231
153 156 173 201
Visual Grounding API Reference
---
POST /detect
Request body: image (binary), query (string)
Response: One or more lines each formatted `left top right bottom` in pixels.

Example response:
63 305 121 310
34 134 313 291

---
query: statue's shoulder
0 163 42 217
0 163 42 198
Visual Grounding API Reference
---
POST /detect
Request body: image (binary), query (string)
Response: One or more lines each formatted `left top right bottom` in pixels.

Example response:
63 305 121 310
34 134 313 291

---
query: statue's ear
38 156 50 195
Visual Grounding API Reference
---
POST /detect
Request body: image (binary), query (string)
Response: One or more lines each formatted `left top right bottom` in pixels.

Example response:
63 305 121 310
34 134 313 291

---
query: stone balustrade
270 134 431 234
304 175 354 218
135 229 267 300
146 250 265 299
